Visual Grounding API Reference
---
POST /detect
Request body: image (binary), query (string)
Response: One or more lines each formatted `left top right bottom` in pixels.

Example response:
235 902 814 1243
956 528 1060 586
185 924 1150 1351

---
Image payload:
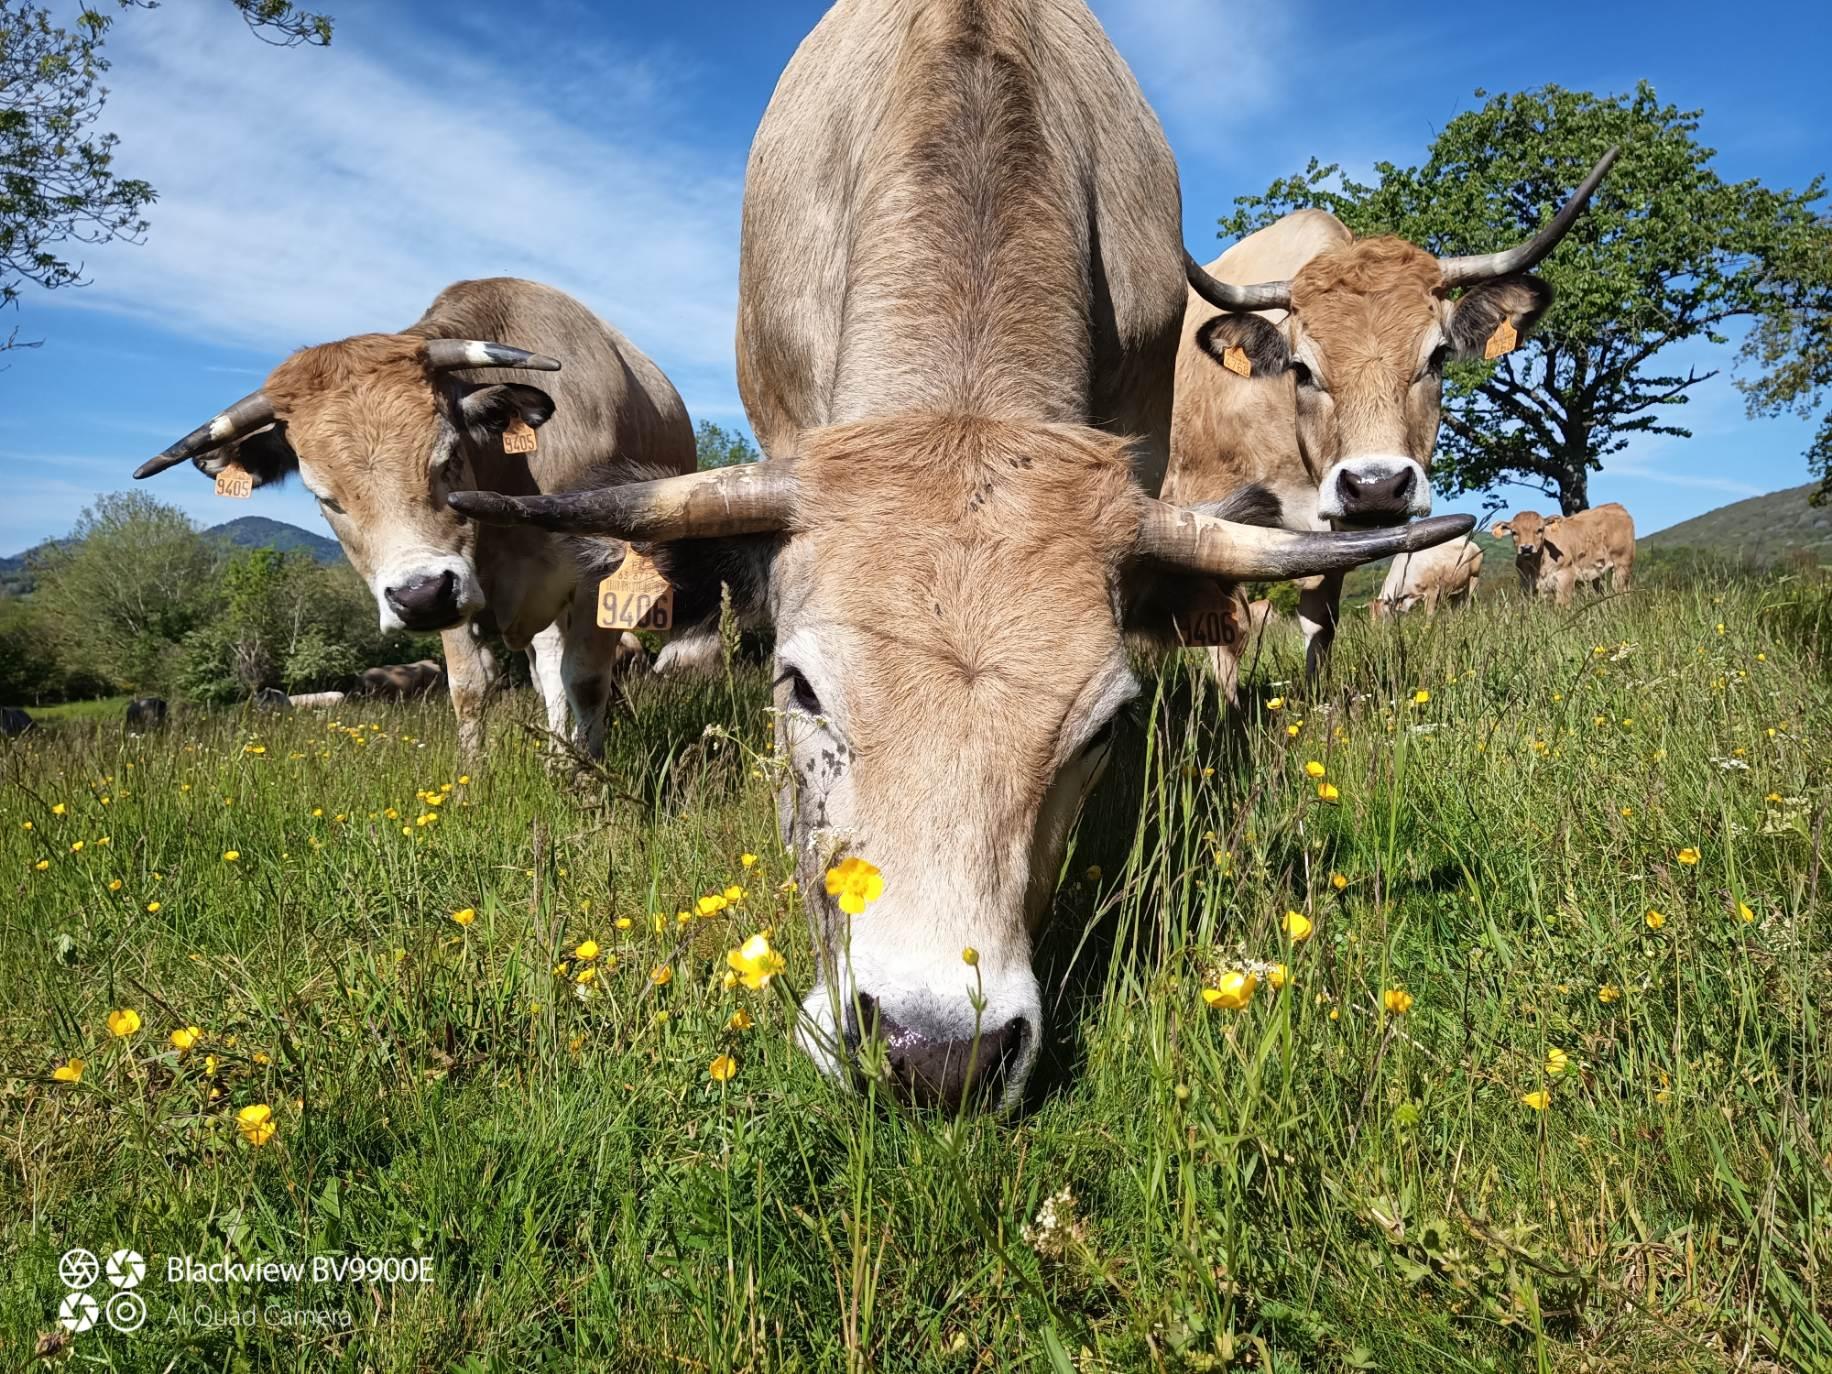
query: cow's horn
423 339 563 372
134 391 277 479
1138 505 1475 580
1437 147 1619 287
448 463 797 541
1183 250 1293 314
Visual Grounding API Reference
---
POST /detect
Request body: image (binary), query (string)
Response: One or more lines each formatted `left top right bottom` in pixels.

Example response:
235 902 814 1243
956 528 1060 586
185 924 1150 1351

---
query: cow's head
1188 150 1616 529
1492 509 1561 565
450 416 1474 1112
136 337 561 633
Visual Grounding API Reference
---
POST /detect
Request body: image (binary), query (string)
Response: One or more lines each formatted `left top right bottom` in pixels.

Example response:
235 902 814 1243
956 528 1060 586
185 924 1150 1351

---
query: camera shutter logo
56 1246 148 1334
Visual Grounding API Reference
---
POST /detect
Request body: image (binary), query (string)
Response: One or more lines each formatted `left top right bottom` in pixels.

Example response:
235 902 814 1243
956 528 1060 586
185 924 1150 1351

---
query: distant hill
1640 483 1830 564
204 516 342 564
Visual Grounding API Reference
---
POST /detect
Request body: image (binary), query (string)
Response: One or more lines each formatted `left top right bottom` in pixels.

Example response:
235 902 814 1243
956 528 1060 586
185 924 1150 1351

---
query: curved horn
1184 250 1293 314
1138 505 1475 581
423 339 563 372
134 391 276 479
448 462 797 541
1438 147 1619 287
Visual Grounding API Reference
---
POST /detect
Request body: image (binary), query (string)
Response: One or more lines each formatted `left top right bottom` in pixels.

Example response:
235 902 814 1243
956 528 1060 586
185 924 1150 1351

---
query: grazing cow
451 0 1467 1111
125 697 168 729
1371 536 1483 618
355 659 446 700
1168 151 1615 679
287 690 347 709
1 707 31 738
1491 503 1635 606
133 279 695 758
252 687 292 711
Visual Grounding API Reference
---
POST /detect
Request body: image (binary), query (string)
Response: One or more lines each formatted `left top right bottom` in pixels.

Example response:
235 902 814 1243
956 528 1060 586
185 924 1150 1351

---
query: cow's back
409 278 695 491
1166 209 1352 520
737 0 1185 489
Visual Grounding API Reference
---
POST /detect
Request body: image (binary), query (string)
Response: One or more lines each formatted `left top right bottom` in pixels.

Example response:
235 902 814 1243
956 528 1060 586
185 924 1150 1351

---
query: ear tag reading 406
1172 580 1238 648
501 417 538 455
597 550 674 632
214 464 253 499
1483 318 1518 361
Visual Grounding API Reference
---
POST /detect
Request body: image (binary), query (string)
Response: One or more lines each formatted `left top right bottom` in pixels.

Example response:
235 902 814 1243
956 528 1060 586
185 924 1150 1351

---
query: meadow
2 574 1827 1372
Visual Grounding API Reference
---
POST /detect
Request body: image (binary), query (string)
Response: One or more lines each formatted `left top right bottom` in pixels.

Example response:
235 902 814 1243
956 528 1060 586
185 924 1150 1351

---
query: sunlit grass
2 576 1827 1370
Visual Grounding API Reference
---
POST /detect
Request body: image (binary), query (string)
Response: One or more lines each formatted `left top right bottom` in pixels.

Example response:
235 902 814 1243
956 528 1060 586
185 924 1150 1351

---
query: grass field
3 576 1828 1371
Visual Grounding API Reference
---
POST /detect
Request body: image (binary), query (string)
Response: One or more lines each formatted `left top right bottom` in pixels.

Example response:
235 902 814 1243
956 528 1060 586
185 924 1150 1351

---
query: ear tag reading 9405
214 464 254 499
596 550 674 632
501 417 539 455
1483 318 1518 361
1172 580 1238 648
1221 345 1252 378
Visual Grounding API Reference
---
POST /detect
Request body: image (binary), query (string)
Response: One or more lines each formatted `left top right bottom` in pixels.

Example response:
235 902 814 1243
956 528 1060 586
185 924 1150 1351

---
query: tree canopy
1217 84 1831 514
695 419 759 469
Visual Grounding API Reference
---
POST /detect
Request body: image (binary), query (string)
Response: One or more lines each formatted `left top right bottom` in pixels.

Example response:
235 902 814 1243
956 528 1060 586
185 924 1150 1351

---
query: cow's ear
192 423 298 488
1194 312 1290 380
1449 276 1553 361
458 383 555 435
1489 520 1513 538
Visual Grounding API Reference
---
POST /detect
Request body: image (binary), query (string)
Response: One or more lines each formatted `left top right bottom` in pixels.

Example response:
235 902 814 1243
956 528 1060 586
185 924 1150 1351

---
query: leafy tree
1737 216 1832 502
0 1 330 348
1217 84 1831 514
30 491 220 691
695 419 759 469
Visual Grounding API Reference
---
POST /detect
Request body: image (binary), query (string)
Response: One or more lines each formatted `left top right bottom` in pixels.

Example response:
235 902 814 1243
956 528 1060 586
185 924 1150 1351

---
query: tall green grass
2 576 1826 1371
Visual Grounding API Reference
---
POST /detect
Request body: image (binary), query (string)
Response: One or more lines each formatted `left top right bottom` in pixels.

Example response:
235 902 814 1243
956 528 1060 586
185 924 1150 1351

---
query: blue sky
4 0 1828 554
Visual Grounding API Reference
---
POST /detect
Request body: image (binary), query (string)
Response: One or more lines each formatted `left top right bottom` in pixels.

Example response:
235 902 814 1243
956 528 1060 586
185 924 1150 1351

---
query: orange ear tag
1483 318 1518 360
501 417 538 454
596 550 674 632
1221 345 1252 378
214 464 254 499
1172 580 1238 647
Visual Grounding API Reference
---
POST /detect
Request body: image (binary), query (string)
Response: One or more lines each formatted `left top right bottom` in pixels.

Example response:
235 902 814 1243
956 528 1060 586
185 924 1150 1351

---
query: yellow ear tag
501 416 538 454
214 464 253 499
1221 345 1252 378
1483 318 1518 360
1172 580 1239 647
596 550 674 632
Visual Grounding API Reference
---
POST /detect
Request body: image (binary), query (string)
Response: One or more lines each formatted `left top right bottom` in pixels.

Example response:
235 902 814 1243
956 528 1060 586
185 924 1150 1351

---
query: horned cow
134 279 694 759
452 0 1469 1111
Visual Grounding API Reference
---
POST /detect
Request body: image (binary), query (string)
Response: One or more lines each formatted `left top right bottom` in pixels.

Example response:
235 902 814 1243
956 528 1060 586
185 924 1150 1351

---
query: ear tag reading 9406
596 550 674 632
1172 580 1238 648
501 417 539 455
1483 318 1518 361
1221 345 1252 378
214 464 254 499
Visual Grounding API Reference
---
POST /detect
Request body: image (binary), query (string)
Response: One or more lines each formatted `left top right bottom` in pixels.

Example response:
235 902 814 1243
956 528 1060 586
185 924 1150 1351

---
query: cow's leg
1298 573 1343 681
1554 571 1577 608
1205 646 1242 710
527 622 571 739
441 623 494 761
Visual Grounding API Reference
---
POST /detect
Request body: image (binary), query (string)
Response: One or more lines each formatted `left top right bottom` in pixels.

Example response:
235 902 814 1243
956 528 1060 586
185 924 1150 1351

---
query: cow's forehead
264 333 442 474
1290 237 1444 353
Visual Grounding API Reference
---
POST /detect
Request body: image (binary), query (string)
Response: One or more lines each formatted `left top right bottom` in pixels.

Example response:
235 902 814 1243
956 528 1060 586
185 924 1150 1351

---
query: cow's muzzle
1317 456 1432 527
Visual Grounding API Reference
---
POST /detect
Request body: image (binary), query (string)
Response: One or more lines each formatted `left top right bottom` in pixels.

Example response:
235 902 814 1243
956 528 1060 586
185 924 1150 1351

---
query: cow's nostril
861 1003 1029 1111
385 571 460 626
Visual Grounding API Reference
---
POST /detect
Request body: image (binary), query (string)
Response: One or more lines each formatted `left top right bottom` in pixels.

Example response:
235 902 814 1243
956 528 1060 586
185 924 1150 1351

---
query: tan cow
1371 536 1483 618
1491 503 1635 606
355 659 446 700
1167 152 1615 680
134 279 694 758
453 0 1468 1110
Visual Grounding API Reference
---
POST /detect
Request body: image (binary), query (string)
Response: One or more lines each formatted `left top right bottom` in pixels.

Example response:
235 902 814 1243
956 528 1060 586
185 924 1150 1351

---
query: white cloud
39 5 744 409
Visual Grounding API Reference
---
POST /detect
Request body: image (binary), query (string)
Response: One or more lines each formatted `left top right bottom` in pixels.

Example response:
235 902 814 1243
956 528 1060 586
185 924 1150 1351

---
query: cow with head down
453 0 1469 1112
1371 535 1483 619
1492 503 1635 605
1167 151 1616 687
133 279 694 759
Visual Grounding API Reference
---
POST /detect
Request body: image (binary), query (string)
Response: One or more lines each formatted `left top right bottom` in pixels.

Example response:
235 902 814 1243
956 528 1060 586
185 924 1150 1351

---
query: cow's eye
1081 714 1118 757
1426 344 1449 376
316 494 345 515
783 668 823 718
1290 361 1317 390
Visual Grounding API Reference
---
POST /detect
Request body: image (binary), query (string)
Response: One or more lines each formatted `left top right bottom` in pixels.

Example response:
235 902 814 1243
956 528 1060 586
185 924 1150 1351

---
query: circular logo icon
58 1248 100 1292
57 1291 99 1333
106 1290 147 1333
105 1249 145 1290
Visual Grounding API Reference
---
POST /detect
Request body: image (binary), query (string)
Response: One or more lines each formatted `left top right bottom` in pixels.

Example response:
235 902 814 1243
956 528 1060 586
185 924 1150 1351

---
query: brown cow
1492 504 1635 606
1371 535 1483 618
1168 152 1615 681
452 0 1469 1111
134 279 694 759
355 659 446 701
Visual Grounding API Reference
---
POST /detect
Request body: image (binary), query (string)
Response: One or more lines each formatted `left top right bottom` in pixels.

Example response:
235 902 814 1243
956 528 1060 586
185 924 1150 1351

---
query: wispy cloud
40 5 745 411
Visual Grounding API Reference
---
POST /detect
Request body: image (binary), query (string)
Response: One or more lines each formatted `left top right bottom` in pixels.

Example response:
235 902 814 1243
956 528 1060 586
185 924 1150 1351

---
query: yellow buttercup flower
53 1059 85 1084
1645 909 1665 929
108 878 123 892
1599 983 1621 1004
1266 963 1289 991
574 939 600 960
727 1009 754 1031
708 1054 737 1083
740 853 758 869
236 1103 276 1147
1201 971 1258 1011
615 916 632 930
107 1008 142 1038
70 840 84 853
1676 847 1700 866
51 803 66 816
1382 987 1414 1015
697 894 729 917
451 907 476 927
1412 689 1430 705
575 967 596 985
1329 872 1347 891
723 885 745 903
650 964 673 987
1521 1090 1550 1111
726 934 784 991
222 850 240 863
170 1026 202 1053
33 859 49 872
1286 724 1300 738
1304 760 1326 779
824 857 885 916
1316 782 1341 802
1281 910 1314 943
146 901 161 913
1736 901 1755 924
1545 1046 1569 1076
1266 697 1284 711
961 946 979 967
